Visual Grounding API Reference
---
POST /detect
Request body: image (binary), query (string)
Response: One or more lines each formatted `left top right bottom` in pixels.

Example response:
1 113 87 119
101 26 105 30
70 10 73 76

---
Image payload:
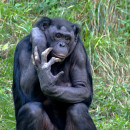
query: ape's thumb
54 71 64 81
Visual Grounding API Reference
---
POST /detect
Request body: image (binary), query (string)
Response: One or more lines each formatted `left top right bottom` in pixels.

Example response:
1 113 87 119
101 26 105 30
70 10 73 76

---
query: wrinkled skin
12 17 96 130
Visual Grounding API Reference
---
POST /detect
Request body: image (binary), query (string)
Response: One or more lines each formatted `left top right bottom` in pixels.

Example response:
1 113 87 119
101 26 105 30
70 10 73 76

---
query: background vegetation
0 0 129 129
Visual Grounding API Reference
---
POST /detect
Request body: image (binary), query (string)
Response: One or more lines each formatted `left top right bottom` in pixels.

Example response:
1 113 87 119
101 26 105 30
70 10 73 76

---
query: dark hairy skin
12 17 97 130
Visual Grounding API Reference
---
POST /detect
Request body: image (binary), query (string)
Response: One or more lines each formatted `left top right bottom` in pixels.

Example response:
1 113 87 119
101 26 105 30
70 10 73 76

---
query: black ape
12 17 96 130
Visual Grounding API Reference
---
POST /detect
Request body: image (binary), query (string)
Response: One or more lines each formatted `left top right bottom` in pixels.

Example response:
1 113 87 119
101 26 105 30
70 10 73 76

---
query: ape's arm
33 43 92 104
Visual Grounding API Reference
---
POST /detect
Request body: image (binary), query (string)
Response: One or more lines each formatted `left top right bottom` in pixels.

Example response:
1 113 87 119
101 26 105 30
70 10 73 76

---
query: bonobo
12 17 97 130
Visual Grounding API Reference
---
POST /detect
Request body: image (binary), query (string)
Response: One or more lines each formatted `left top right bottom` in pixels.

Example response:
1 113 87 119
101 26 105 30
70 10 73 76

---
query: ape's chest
51 62 72 87
56 76 72 87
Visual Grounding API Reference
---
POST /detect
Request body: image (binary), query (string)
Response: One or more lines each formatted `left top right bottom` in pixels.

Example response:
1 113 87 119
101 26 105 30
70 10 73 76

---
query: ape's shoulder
15 35 32 55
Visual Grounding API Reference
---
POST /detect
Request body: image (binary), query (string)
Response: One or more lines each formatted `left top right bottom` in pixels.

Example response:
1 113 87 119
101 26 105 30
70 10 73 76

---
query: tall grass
0 0 129 129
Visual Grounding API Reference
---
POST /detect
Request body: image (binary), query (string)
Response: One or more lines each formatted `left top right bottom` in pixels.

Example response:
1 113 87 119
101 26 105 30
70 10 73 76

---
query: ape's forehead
52 18 73 32
60 26 67 32
50 26 68 32
49 25 74 36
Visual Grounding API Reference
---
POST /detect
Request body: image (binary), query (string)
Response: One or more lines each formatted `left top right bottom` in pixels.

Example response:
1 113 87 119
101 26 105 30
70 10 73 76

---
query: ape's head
36 17 80 60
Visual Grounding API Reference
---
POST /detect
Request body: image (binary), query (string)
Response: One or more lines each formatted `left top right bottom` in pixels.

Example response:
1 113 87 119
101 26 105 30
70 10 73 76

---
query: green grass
0 0 129 129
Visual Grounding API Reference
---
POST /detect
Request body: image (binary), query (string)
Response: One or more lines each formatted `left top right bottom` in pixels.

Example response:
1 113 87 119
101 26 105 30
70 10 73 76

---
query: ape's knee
16 102 45 130
67 103 97 130
68 103 88 119
17 102 43 119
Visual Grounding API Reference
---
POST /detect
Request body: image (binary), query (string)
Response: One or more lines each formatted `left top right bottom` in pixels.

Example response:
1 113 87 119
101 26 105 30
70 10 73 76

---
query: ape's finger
41 48 53 63
54 71 64 81
34 46 40 65
47 57 62 67
31 54 35 66
31 54 39 70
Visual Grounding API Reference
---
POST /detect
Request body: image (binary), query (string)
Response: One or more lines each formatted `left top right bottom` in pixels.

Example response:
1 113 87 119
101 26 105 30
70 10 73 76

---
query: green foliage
0 0 129 129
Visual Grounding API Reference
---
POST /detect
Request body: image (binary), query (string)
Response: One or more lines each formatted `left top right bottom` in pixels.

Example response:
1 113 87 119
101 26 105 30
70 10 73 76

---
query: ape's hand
32 46 64 92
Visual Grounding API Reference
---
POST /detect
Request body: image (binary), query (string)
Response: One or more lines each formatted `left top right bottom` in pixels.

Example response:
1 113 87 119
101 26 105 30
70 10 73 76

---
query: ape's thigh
16 102 56 130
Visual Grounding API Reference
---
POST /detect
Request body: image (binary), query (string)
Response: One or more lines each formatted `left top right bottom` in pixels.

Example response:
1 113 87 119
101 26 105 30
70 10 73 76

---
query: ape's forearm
40 83 91 103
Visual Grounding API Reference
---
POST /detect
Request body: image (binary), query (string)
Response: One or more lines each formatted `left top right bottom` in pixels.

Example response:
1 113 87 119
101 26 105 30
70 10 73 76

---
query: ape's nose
58 42 65 47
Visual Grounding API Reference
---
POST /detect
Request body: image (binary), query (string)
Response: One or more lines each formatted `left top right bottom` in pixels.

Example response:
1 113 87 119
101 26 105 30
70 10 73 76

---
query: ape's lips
52 52 66 59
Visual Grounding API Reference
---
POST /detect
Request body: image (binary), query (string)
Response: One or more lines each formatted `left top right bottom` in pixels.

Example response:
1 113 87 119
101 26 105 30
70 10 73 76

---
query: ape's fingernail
35 56 38 60
61 71 64 74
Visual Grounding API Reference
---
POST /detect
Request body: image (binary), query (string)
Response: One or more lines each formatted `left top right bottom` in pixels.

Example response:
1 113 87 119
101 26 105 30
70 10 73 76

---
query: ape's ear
72 24 80 36
72 24 80 42
36 17 52 30
42 17 51 30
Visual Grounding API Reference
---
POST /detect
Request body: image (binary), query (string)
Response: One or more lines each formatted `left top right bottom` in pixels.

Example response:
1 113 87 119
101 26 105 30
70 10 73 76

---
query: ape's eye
55 33 62 38
65 36 71 41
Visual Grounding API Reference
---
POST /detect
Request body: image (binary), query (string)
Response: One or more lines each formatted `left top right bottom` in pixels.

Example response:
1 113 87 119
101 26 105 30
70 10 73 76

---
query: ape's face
38 17 79 60
46 25 75 60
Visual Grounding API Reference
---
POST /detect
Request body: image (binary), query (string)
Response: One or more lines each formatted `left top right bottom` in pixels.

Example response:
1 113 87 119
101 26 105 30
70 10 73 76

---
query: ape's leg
65 103 97 130
16 102 57 130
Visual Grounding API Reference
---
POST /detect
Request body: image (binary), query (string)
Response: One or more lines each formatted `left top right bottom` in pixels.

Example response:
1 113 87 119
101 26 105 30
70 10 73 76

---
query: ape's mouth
52 52 66 59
